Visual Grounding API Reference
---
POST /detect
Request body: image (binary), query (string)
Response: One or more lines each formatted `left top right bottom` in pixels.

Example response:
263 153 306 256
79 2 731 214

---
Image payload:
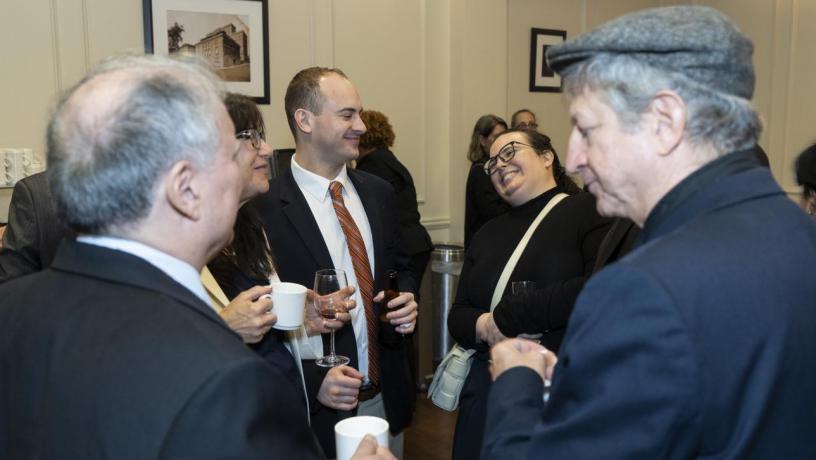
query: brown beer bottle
378 270 403 348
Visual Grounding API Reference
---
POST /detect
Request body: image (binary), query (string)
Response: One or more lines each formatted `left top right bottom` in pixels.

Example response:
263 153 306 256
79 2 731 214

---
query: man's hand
219 285 277 343
489 338 557 382
476 312 507 346
317 365 363 411
304 285 357 335
350 434 396 460
373 290 417 334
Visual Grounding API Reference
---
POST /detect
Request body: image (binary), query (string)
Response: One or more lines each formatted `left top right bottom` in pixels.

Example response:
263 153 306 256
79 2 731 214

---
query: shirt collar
76 235 210 305
637 148 761 246
290 154 352 202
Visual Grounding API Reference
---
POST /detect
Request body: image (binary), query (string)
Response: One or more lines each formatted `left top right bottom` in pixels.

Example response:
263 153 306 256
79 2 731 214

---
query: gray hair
561 54 761 156
46 54 225 234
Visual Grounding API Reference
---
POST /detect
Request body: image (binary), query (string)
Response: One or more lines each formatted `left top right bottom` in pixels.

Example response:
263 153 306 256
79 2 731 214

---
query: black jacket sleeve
0 179 43 282
159 358 324 459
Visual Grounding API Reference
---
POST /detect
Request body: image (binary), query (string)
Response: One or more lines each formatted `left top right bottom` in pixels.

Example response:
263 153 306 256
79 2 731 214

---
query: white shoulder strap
490 193 568 310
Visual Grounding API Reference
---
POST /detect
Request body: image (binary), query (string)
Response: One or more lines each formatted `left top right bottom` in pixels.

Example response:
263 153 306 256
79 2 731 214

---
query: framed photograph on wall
143 0 270 104
529 28 566 93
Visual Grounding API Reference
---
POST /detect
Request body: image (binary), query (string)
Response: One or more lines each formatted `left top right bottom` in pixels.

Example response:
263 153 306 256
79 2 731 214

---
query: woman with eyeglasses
205 94 358 420
464 115 510 248
447 128 611 460
207 93 278 337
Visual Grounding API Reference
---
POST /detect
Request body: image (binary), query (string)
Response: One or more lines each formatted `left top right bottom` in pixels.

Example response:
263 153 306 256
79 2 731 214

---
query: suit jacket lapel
279 168 334 270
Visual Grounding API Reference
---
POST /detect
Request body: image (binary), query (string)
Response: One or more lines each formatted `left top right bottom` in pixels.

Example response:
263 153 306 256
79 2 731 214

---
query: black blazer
0 241 323 459
0 172 72 283
251 166 416 457
356 148 432 256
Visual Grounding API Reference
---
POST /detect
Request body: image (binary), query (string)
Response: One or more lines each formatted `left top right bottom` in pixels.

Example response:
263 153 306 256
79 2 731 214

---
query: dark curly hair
359 110 395 151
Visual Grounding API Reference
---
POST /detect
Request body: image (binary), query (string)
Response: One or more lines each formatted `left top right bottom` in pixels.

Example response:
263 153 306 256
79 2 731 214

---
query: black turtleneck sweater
448 187 611 354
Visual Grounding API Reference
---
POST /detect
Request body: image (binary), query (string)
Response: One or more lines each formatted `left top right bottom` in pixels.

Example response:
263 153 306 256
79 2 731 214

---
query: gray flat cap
547 6 754 99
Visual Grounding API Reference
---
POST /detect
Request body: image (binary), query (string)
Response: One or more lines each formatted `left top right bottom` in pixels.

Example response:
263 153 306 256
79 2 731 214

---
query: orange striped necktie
329 181 379 386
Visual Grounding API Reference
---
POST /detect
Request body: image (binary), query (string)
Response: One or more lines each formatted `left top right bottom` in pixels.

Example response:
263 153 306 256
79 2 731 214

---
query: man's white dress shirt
289 155 375 383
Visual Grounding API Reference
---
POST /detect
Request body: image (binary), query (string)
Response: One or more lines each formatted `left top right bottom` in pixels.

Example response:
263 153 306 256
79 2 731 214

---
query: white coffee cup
270 282 306 330
334 416 389 460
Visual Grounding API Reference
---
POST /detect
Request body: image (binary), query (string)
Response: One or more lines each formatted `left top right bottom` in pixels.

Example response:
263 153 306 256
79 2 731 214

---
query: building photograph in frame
144 0 270 104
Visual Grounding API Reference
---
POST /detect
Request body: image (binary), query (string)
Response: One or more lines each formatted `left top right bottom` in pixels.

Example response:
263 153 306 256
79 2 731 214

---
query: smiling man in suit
0 55 397 459
252 67 418 458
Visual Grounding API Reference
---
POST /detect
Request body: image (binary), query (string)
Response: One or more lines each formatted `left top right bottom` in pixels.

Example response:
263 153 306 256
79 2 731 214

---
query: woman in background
448 128 610 460
464 115 509 248
356 109 433 288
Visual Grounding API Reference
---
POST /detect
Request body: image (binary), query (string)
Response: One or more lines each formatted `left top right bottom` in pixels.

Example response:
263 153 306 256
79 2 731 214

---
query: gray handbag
427 344 477 411
427 193 567 411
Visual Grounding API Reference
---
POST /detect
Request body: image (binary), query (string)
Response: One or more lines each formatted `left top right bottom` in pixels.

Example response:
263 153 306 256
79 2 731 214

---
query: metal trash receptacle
430 243 464 367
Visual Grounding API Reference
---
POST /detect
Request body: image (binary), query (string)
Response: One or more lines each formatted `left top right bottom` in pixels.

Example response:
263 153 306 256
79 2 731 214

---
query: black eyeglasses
483 141 533 175
236 129 265 150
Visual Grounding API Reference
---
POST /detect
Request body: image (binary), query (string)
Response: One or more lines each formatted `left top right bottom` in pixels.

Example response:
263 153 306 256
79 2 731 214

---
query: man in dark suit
483 6 816 459
252 67 418 458
0 55 390 460
0 171 72 283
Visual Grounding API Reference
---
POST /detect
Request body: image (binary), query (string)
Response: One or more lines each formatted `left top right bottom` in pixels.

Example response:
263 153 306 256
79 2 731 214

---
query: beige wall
1 0 813 241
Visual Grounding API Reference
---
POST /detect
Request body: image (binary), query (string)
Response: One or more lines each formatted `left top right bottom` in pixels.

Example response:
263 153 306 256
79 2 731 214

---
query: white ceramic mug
334 416 389 460
270 282 307 330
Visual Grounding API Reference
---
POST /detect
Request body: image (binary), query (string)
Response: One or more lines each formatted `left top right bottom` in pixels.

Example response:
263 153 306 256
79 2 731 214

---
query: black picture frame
143 0 270 104
529 28 566 93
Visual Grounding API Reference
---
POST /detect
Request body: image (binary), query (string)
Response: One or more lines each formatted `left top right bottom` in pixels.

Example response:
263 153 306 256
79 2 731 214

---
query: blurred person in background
464 114 509 248
0 171 73 282
510 109 538 130
356 109 433 289
795 142 816 217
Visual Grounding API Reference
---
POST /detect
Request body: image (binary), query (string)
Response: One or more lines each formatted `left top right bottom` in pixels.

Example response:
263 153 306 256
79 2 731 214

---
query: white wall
1 0 814 236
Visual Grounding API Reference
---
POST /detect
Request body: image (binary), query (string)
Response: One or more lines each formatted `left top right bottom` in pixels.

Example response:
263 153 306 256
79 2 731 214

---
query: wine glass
512 280 543 343
511 280 537 295
314 268 351 367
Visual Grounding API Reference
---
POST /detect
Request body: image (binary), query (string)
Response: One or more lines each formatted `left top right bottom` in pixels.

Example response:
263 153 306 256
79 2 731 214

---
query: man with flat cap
0 54 392 460
483 6 816 459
